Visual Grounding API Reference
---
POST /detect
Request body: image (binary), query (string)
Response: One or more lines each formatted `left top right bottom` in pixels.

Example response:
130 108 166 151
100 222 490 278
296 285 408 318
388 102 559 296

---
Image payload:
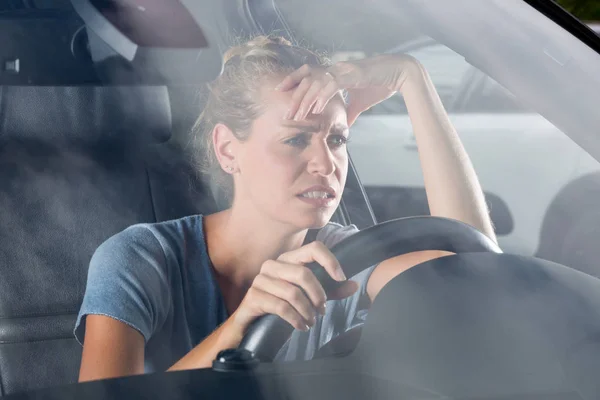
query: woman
75 36 495 381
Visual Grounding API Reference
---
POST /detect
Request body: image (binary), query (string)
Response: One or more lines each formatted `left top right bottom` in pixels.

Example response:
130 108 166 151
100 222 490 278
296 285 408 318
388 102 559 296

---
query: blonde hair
192 35 332 204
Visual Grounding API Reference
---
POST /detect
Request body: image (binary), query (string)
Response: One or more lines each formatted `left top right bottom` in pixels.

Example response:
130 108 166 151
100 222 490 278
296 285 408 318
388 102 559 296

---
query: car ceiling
2 0 597 58
258 0 421 53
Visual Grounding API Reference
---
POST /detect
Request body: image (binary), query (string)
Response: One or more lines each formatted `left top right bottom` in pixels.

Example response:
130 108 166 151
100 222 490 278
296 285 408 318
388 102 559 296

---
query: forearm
167 316 244 371
400 61 496 242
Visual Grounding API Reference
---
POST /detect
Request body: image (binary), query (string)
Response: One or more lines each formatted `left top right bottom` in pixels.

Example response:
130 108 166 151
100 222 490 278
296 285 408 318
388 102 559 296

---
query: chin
290 208 335 230
267 197 339 231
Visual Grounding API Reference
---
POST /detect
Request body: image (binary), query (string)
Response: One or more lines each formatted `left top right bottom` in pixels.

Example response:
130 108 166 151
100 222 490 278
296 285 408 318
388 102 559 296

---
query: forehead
258 77 348 127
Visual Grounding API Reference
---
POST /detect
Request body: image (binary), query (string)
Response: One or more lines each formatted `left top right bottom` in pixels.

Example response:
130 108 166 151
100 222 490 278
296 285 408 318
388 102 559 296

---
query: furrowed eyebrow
331 123 349 135
281 121 348 134
281 121 320 132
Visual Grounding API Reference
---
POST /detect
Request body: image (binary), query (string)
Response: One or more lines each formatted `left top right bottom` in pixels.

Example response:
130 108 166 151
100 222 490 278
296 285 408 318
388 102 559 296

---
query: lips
298 185 336 198
296 185 337 207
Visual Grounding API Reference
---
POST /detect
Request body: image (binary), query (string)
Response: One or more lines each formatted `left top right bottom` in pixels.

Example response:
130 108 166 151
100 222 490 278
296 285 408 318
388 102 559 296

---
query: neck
204 204 307 291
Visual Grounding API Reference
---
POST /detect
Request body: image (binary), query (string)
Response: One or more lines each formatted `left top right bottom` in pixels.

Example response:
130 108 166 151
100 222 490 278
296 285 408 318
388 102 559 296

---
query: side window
460 77 529 113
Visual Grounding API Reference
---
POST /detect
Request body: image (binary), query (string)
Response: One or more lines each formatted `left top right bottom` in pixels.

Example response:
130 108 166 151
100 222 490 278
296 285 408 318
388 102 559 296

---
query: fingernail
303 324 310 332
274 84 281 91
311 315 316 325
337 270 347 281
285 109 293 119
319 304 326 315
293 111 303 121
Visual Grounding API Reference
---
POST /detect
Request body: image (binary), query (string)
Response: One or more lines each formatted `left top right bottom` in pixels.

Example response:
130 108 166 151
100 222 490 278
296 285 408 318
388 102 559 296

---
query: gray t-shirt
74 214 376 372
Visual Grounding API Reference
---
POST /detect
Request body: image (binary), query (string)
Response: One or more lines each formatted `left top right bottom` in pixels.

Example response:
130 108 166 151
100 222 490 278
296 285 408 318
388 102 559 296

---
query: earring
226 166 233 173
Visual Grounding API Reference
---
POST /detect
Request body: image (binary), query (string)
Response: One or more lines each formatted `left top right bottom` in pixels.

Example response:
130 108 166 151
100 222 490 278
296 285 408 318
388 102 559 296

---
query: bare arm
78 314 244 382
166 317 243 371
367 59 496 301
401 60 496 241
78 316 145 382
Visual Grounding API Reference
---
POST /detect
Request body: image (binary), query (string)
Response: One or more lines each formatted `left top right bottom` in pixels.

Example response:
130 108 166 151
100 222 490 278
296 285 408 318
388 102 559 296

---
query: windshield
2 0 600 399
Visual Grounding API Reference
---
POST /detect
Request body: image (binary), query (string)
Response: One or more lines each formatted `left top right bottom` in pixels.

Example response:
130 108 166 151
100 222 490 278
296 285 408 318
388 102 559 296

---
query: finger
278 241 346 282
261 260 327 312
253 274 318 324
294 80 326 121
286 77 313 120
328 280 359 300
312 80 341 115
251 288 311 331
276 64 312 92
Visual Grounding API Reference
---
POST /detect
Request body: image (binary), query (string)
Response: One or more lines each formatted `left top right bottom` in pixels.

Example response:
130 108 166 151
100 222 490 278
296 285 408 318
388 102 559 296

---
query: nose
306 139 336 176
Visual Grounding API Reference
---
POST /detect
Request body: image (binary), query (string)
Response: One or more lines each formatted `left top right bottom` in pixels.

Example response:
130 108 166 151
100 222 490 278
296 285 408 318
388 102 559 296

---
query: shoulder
126 214 204 248
95 214 204 262
87 214 207 303
87 215 207 294
315 222 359 249
85 222 174 305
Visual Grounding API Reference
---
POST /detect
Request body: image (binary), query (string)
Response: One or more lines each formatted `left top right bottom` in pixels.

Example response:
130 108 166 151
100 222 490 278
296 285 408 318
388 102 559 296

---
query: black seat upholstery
0 85 214 396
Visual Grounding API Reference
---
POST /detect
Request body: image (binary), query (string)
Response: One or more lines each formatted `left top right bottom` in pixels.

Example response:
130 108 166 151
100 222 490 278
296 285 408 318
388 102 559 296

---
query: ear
212 123 239 173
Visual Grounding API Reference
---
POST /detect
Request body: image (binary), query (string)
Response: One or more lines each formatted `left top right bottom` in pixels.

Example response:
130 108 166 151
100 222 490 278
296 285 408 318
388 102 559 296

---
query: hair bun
223 35 293 64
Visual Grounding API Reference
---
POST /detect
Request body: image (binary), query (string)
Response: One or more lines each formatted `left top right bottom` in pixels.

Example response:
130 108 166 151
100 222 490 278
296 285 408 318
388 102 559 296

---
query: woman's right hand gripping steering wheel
230 241 358 333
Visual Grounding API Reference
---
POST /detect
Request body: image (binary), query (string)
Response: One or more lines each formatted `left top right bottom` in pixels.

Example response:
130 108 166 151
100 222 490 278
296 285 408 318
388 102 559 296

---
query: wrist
220 312 245 347
391 54 423 92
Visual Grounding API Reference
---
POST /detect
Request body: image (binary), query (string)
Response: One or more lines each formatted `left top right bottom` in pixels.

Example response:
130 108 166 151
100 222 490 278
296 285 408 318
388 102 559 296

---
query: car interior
2 0 600 399
0 1 378 396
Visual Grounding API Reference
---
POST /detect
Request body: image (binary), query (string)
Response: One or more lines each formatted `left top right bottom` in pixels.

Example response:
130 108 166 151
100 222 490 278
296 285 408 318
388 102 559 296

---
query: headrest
0 86 171 144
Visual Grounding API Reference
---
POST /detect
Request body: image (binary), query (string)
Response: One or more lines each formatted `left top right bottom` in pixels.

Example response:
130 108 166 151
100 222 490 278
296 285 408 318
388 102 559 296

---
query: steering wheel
238 216 501 361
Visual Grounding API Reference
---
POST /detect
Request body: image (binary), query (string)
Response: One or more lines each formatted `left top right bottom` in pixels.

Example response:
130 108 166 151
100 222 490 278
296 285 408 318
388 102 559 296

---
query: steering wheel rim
238 216 501 361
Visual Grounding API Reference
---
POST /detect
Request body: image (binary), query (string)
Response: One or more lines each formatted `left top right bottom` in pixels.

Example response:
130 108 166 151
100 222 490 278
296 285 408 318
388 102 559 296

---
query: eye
284 133 311 148
328 134 349 148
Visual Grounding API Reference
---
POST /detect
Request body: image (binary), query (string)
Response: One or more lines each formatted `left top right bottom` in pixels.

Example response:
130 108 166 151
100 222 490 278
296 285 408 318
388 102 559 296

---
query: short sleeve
316 223 377 330
74 225 171 345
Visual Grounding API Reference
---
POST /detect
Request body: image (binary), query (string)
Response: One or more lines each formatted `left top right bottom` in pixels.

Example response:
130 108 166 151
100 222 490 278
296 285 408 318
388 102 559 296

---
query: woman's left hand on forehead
276 54 421 125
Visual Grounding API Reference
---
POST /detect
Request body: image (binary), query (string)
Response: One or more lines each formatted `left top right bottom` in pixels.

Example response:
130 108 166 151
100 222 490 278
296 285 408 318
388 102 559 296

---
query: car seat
0 84 215 396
